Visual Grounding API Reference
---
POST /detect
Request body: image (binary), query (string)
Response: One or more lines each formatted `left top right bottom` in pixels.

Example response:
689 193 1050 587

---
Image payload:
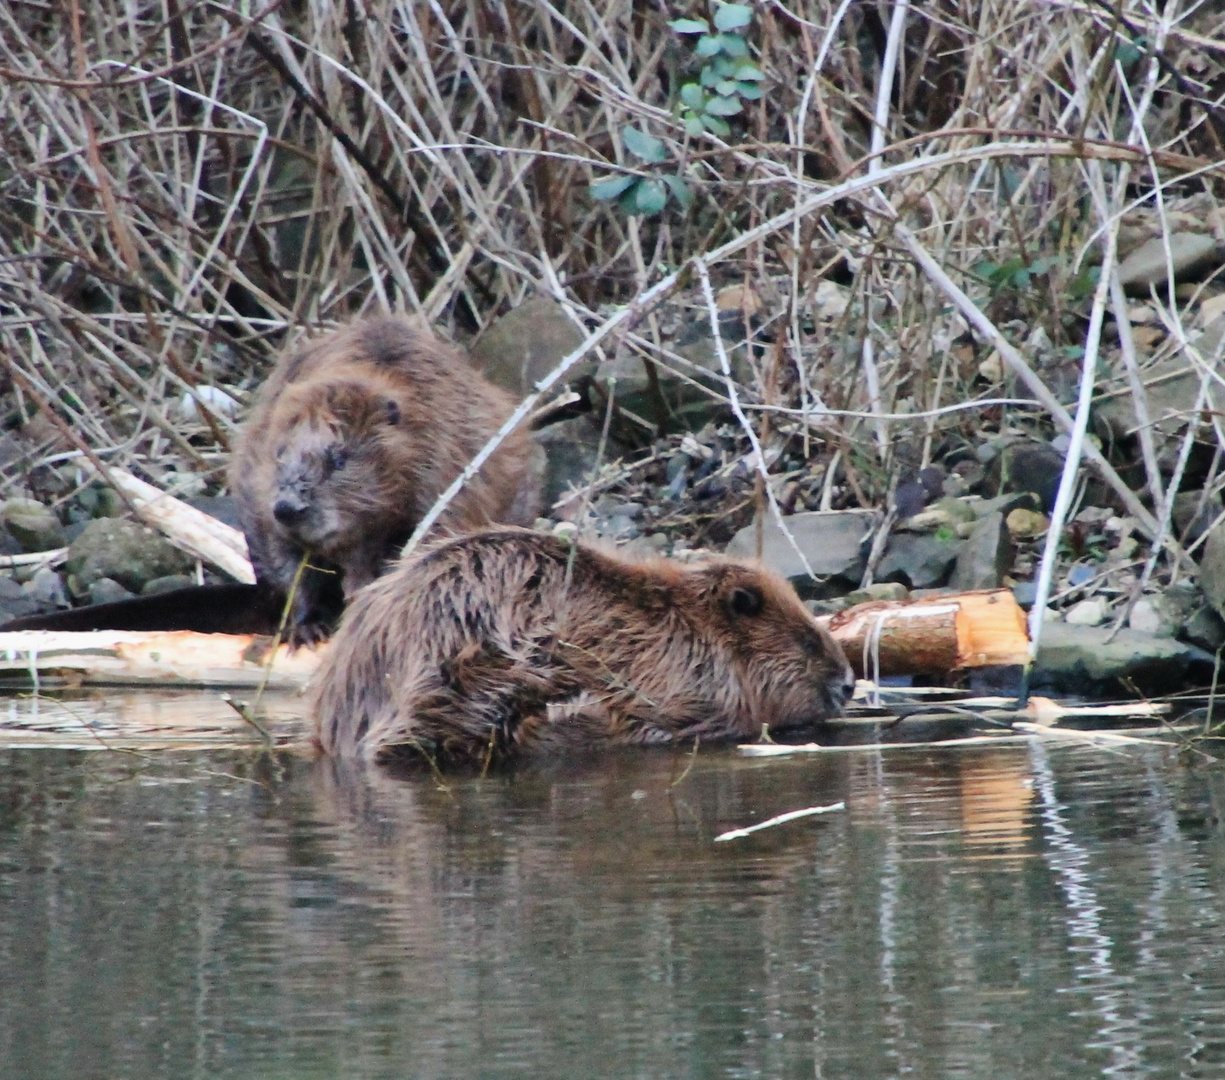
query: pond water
2 699 1224 1080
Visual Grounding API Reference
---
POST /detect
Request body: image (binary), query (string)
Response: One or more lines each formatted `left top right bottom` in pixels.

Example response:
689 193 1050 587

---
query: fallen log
0 589 1030 690
0 629 320 689
819 588 1029 678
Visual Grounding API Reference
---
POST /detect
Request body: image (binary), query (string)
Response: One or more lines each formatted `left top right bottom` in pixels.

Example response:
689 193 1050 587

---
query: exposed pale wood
820 589 1029 677
0 630 322 688
82 464 256 584
0 548 68 569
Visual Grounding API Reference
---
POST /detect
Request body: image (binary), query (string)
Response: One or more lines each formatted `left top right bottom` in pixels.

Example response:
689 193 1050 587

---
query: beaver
229 316 539 645
311 528 856 766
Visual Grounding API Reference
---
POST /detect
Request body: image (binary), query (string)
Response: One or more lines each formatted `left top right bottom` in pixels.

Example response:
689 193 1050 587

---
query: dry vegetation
1 0 1224 567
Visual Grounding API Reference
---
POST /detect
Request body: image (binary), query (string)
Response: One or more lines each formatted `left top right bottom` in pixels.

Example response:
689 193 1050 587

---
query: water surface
1 697 1223 1079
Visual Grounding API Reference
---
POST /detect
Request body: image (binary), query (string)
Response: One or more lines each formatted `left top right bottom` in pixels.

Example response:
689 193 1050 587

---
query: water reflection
1 733 1224 1080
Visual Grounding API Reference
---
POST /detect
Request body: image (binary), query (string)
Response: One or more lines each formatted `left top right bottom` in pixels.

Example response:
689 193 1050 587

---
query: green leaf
700 66 721 87
663 173 692 209
618 185 642 214
635 178 668 215
622 126 666 164
591 174 637 201
701 112 731 137
683 113 706 137
680 82 706 110
668 17 709 33
711 56 737 77
714 3 753 31
715 79 738 96
717 32 749 57
734 62 764 80
736 81 764 100
696 34 723 57
703 94 743 116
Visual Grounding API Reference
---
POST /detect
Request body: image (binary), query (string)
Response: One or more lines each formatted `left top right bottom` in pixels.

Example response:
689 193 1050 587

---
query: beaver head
265 377 406 556
680 560 856 736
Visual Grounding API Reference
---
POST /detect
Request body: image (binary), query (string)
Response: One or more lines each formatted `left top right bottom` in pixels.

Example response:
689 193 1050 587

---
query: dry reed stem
0 0 1220 596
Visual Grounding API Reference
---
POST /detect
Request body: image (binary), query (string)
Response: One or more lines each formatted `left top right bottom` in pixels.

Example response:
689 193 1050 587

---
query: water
2 711 1225 1079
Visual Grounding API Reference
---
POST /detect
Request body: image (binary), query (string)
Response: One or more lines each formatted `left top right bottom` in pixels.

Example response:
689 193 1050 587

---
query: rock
142 574 197 596
1200 522 1225 620
0 575 40 622
75 483 124 520
725 510 877 595
0 498 65 552
1065 597 1109 626
1182 604 1225 652
89 577 136 606
533 415 631 515
949 511 1012 590
22 566 68 611
1066 562 1097 588
471 296 590 397
1012 580 1039 608
1173 490 1221 545
1127 598 1163 635
992 443 1065 512
1033 623 1216 695
594 310 754 431
1005 508 1049 540
874 533 963 590
64 518 194 597
1096 356 1224 448
187 495 244 533
1117 232 1220 292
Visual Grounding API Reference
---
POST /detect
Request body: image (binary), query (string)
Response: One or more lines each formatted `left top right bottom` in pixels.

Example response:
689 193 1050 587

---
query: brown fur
312 529 856 766
229 317 538 645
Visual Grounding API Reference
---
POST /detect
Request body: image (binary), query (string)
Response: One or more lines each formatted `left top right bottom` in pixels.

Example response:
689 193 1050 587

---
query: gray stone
1034 622 1215 693
593 311 755 431
991 443 1065 513
1065 597 1109 626
22 566 68 611
1201 521 1225 620
949 511 1012 590
532 415 633 515
1118 232 1221 291
1127 598 1163 635
89 577 136 606
875 533 963 590
64 518 194 597
725 510 877 593
471 296 590 396
142 574 197 596
1173 490 1221 545
0 498 65 552
0 575 39 622
1182 604 1225 652
1013 581 1039 607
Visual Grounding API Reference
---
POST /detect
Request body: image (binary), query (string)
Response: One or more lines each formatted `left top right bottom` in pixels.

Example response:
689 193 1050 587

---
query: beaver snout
273 494 310 526
832 664 857 710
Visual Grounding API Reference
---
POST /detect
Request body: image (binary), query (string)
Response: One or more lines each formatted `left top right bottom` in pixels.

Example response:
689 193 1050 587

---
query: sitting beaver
312 529 856 766
230 317 538 645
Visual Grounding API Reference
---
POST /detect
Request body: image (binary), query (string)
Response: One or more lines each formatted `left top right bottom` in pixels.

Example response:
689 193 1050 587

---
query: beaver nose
836 666 857 708
273 496 308 525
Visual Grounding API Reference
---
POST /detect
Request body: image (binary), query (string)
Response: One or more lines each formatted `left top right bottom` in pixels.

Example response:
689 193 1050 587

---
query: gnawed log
0 630 321 689
819 589 1029 677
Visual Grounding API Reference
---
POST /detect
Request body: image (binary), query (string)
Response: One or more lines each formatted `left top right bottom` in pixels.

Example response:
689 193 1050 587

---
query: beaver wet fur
312 529 856 765
230 317 538 645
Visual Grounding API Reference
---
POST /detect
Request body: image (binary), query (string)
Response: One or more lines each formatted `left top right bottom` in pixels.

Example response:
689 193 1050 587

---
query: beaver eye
729 585 763 617
324 446 347 473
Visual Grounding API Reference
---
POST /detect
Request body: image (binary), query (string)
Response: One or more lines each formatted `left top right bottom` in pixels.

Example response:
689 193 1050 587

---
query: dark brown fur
230 317 538 645
312 529 856 766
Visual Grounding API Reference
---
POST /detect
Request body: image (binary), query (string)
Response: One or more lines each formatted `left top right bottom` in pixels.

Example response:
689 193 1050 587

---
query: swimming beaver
230 317 538 646
312 529 856 765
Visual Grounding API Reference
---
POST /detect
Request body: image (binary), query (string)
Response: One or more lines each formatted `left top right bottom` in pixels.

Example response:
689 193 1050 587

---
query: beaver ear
728 584 764 617
383 398 400 425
